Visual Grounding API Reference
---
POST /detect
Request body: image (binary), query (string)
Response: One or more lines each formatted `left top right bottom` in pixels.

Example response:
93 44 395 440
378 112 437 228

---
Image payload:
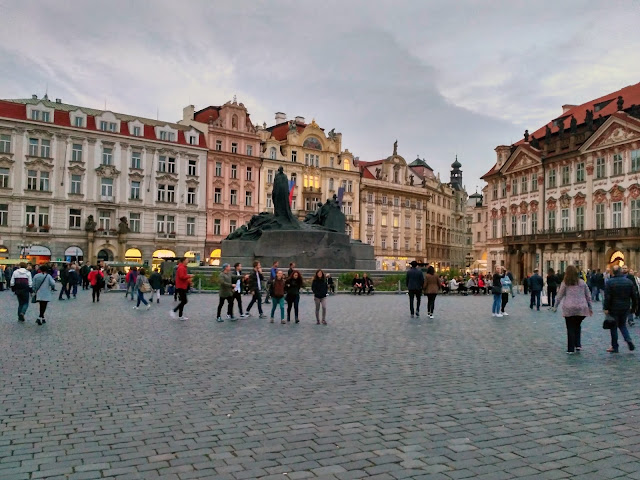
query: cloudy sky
1 0 639 190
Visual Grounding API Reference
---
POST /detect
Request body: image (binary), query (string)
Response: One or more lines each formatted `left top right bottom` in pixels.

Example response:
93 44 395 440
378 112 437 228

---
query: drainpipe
540 156 546 273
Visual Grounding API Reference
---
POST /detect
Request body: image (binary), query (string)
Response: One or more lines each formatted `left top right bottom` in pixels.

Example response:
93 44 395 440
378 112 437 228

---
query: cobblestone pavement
1 289 640 480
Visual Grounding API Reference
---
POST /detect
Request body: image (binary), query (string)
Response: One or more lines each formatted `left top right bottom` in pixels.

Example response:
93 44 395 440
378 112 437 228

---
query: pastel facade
481 82 640 279
0 95 207 265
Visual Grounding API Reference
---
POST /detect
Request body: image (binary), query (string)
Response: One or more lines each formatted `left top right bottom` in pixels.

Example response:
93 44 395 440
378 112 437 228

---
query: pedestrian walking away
67 264 79 298
133 268 151 310
285 270 303 323
406 260 424 318
552 265 592 354
216 263 241 322
312 269 329 325
87 266 105 303
547 268 559 308
32 265 56 325
269 270 287 324
423 265 439 318
149 268 163 304
58 263 71 300
232 263 248 318
10 262 33 322
603 264 638 353
491 266 503 317
125 267 138 301
500 268 512 316
171 257 193 320
246 261 266 318
529 268 544 311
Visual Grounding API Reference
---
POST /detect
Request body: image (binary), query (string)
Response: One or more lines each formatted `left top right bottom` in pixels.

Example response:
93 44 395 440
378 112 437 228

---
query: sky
1 0 639 192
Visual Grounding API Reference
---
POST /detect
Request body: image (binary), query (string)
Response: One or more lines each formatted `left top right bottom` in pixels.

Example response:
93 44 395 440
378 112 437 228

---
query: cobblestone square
1 290 639 479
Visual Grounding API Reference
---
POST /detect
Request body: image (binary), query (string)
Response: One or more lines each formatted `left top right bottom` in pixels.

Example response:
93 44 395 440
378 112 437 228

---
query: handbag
602 313 617 330
31 274 49 303
139 279 152 293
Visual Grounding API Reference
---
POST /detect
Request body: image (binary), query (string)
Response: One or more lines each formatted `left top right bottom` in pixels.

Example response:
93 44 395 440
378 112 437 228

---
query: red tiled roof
361 167 376 179
267 122 306 141
194 106 220 123
0 99 206 148
480 165 499 180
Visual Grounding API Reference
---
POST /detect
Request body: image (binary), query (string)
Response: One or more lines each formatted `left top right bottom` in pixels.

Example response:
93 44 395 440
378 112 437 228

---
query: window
631 200 640 227
266 194 273 209
382 195 387 205
156 215 165 233
0 134 11 153
531 175 538 191
100 121 108 131
393 215 399 228
26 205 36 226
64 208 81 229
405 216 410 228
511 215 517 236
157 184 166 202
381 237 386 249
38 206 49 228
291 196 297 210
612 201 622 228
521 175 528 193
31 110 40 121
521 214 527 235
394 196 399 207
102 147 113 165
596 157 606 178
167 157 176 174
561 208 569 230
548 210 556 230
613 154 623 176
270 147 277 160
393 238 398 250
0 204 7 226
246 167 253 181
492 183 498 200
70 174 82 194
167 185 175 203
632 150 640 173
230 189 237 205
0 168 9 188
231 143 238 154
215 140 222 151
71 143 83 163
245 191 252 207
531 213 538 233
213 219 221 236
548 169 556 188
347 180 353 193
367 213 373 225
511 178 518 196
101 178 113 198
29 138 39 156
501 181 507 198
595 204 605 229
188 135 196 145
131 151 141 169
267 169 274 184
561 166 570 185
187 187 196 205
231 165 237 179
328 178 334 191
27 170 37 190
129 181 140 200
127 212 140 233
214 188 221 204
381 214 387 227
477 231 481 242
159 131 174 141
492 218 497 238
229 220 237 234
291 150 297 162
576 163 585 182
367 235 373 245
393 169 400 183
416 217 422 229
167 215 175 234
246 145 253 156
330 157 334 168
215 162 222 176
133 126 141 137
186 217 195 236
367 192 373 203
73 116 84 128
344 158 350 171
576 206 584 230
156 214 175 234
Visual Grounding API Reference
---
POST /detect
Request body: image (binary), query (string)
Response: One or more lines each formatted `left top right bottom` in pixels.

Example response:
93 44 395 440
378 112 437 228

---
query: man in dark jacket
246 261 267 318
406 261 425 318
528 269 544 311
68 265 79 298
622 266 639 326
603 265 637 353
58 263 70 300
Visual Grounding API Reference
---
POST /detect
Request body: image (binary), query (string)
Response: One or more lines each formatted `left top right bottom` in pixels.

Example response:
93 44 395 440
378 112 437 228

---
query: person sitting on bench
352 273 364 295
362 273 374 295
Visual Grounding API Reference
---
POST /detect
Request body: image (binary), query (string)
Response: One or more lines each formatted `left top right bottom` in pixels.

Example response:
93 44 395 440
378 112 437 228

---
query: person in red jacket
170 257 193 320
87 266 105 303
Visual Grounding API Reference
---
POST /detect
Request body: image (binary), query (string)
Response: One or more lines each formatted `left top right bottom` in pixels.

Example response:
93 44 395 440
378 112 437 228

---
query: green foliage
191 271 220 290
374 274 406 291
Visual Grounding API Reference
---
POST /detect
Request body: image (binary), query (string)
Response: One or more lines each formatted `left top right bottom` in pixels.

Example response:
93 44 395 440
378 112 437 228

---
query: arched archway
97 248 114 262
125 248 143 263
608 250 625 267
209 248 221 266
152 249 175 269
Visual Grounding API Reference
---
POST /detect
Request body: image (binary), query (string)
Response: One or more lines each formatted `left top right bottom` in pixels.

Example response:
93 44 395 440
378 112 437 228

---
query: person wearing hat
406 261 424 318
216 263 241 322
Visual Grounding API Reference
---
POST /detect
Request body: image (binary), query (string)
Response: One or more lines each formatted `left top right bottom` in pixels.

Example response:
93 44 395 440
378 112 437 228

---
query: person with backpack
32 265 56 325
88 266 105 303
10 262 33 322
133 268 152 310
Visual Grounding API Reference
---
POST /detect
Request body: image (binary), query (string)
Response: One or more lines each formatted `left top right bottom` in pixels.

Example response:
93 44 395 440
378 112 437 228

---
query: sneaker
170 310 176 319
496 314 503 317
259 314 267 319
179 316 188 321
566 351 574 355
240 313 249 318
281 319 286 324
270 318 274 323
226 314 232 319
606 347 618 353
156 299 160 304
41 318 46 324
230 317 238 322
133 306 138 310
245 312 252 317
502 312 509 316
492 313 496 317
416 312 420 317
410 314 414 318
146 304 151 310
216 317 224 322
36 318 42 325
18 314 25 322
429 315 434 319
628 341 636 351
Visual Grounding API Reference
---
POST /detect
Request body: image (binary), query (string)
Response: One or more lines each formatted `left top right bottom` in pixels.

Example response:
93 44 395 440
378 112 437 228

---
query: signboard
64 246 84 256
27 245 51 256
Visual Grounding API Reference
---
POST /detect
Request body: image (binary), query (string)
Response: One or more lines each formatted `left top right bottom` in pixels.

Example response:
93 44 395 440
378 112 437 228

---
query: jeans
408 289 422 315
173 288 188 317
246 290 263 315
16 291 29 318
530 290 541 309
59 282 70 300
610 312 633 351
314 297 327 323
548 286 557 307
71 284 78 297
91 285 101 302
39 300 49 318
564 316 584 352
270 297 285 319
126 282 136 300
426 293 437 315
232 291 243 315
492 293 502 314
501 292 509 312
216 296 233 318
591 286 600 301
136 290 148 307
286 294 299 321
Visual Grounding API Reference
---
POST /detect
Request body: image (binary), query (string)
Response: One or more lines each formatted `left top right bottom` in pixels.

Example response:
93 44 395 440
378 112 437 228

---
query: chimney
295 116 305 124
275 112 286 123
55 98 62 104
32 94 37 100
494 145 511 167
183 104 195 121
562 104 577 114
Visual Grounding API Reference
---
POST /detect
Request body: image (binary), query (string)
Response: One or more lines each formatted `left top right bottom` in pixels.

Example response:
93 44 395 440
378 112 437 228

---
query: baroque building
359 143 469 271
481 82 640 279
466 188 488 272
0 95 207 266
257 114 361 239
179 100 261 265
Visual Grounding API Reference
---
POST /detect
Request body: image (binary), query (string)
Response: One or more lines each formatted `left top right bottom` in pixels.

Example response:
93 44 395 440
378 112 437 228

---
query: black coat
406 267 425 291
248 270 264 292
603 274 638 315
529 274 544 292
312 277 328 298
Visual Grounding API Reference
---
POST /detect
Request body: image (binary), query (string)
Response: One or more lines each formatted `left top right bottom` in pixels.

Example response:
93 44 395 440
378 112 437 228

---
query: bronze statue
570 116 577 134
617 95 624 111
375 167 382 180
85 215 96 232
524 129 529 142
409 174 414 186
118 216 130 234
273 166 298 226
557 117 565 137
393 140 398 156
545 125 552 144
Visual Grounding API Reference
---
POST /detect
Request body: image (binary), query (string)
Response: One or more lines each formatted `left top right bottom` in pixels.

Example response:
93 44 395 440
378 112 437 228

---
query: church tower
450 155 463 191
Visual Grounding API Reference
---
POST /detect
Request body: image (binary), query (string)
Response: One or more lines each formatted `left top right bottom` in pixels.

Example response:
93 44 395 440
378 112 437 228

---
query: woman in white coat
32 265 56 325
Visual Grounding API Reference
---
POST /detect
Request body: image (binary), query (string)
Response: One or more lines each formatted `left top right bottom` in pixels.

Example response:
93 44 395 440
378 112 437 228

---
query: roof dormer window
133 126 141 136
95 112 121 134
31 110 50 122
27 103 54 124
159 131 175 141
69 109 86 128
155 125 178 143
74 116 84 127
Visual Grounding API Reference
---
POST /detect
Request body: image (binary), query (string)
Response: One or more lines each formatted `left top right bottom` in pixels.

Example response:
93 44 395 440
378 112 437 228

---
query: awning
64 246 84 256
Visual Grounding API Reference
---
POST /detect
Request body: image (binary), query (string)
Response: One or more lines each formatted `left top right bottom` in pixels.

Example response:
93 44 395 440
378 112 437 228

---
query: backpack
96 274 105 288
139 278 152 293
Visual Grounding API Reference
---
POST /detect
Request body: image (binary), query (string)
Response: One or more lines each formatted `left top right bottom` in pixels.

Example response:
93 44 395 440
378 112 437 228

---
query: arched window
343 158 350 171
269 147 277 160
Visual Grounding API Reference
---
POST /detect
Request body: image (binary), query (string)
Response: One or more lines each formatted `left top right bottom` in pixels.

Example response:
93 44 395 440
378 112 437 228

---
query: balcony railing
503 227 640 244
156 232 177 239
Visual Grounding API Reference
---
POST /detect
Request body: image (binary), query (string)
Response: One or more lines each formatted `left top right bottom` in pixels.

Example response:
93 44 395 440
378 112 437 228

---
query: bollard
398 280 401 294
198 277 202 293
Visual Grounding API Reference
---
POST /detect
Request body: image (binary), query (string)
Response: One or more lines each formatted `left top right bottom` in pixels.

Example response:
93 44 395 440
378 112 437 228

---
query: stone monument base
222 230 375 270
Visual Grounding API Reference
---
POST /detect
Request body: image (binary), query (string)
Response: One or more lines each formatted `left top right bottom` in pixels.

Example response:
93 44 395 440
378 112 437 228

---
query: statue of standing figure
272 166 299 227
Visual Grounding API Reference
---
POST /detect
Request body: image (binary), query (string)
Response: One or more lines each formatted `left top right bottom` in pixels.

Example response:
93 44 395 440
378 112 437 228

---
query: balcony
503 227 640 245
302 186 321 193
99 195 114 203
156 232 177 240
96 229 118 237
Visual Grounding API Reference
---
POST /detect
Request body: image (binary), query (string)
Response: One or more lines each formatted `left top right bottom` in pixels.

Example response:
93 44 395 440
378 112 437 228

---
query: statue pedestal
222 230 375 270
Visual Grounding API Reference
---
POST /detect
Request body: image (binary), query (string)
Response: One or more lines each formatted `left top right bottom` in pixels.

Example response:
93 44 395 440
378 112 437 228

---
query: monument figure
273 166 299 226
393 140 398 156
85 215 96 232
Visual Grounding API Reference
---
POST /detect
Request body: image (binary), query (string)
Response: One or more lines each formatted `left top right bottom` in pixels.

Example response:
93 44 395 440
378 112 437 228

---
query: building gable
580 114 640 153
501 146 542 175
